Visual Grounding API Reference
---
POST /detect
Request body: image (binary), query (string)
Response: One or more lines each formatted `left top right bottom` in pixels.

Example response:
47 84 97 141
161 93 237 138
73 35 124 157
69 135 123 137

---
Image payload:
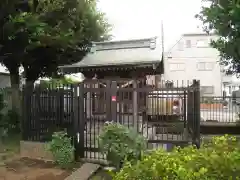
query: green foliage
38 76 78 89
99 123 147 170
0 93 7 136
114 135 240 180
0 0 111 83
47 131 75 169
3 109 20 134
0 91 20 135
196 0 240 74
0 0 110 112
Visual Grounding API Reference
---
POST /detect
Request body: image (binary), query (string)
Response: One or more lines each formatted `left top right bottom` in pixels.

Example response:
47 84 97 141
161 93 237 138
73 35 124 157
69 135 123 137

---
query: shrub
113 135 240 180
0 92 20 136
47 131 75 169
0 93 7 137
99 122 147 170
0 93 4 121
2 109 20 134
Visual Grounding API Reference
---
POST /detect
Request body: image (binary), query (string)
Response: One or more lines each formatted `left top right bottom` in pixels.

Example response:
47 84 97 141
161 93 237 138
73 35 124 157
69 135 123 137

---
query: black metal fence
22 78 201 160
22 87 74 142
200 96 240 124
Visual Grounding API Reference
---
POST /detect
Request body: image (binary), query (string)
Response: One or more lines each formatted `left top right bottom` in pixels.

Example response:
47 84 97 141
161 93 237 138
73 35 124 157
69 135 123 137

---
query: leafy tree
196 0 240 74
38 76 81 89
23 0 111 83
0 0 37 112
0 0 111 112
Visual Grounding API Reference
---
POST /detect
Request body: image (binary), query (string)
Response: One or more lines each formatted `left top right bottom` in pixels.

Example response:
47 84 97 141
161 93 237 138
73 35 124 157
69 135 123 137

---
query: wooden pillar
133 79 138 130
106 80 111 122
111 81 117 123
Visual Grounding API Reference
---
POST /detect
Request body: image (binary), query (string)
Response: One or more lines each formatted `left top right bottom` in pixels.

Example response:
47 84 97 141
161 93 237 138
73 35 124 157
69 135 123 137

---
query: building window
196 40 208 48
169 63 185 71
200 86 214 95
186 40 191 48
197 62 214 71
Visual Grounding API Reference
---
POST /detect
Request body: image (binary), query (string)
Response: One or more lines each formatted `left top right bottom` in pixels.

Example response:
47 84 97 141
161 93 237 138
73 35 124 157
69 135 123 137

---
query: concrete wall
20 141 54 161
164 33 222 96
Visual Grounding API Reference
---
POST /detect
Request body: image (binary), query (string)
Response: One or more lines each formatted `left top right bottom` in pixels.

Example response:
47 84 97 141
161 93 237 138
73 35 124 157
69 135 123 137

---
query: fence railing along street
200 96 240 124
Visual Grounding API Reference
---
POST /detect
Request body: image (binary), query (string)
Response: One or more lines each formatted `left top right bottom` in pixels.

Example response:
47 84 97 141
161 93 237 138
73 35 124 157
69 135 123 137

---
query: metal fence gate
73 79 200 160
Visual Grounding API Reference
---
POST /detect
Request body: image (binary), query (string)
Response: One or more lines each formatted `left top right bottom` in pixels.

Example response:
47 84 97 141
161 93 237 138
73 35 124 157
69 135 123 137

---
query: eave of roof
61 60 161 69
59 37 162 71
61 62 162 74
0 72 10 76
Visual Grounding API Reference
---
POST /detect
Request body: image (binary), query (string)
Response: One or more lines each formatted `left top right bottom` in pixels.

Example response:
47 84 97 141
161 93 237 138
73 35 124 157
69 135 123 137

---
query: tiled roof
60 37 163 69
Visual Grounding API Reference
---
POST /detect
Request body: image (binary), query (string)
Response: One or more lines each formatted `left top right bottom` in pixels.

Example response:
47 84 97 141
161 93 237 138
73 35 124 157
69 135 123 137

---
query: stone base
20 141 54 161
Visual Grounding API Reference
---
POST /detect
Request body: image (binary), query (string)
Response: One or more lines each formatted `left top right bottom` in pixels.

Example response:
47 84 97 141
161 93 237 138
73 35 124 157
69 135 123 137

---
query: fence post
35 87 41 141
22 84 33 141
21 86 27 140
187 86 193 136
193 79 200 148
183 90 188 141
78 83 85 158
58 89 64 127
73 83 84 160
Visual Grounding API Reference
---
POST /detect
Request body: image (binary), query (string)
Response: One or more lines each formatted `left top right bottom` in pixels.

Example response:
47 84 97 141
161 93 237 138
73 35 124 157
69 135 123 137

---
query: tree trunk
24 67 38 89
25 81 35 94
10 72 20 115
0 128 3 153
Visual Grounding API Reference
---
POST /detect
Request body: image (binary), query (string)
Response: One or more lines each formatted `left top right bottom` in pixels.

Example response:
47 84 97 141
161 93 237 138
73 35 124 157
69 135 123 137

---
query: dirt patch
0 157 79 180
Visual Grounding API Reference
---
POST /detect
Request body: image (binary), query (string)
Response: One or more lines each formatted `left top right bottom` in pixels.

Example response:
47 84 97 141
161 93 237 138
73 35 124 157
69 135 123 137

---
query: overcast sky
0 0 204 74
98 0 203 50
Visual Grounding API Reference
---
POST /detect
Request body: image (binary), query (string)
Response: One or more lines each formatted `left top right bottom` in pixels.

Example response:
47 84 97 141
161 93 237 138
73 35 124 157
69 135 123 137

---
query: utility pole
161 21 164 59
160 21 165 84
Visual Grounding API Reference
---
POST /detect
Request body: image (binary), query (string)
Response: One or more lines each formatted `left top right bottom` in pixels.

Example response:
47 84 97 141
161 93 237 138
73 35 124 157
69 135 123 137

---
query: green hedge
113 135 240 180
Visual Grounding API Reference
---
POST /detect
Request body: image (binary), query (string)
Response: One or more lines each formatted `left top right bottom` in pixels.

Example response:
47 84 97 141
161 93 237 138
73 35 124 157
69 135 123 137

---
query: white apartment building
164 33 223 96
